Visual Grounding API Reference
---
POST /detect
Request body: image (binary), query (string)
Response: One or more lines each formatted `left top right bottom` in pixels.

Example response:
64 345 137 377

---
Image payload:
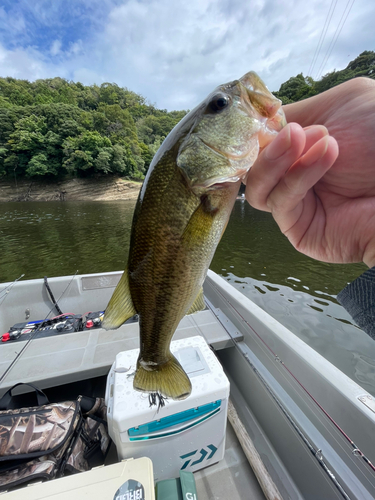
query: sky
0 0 373 110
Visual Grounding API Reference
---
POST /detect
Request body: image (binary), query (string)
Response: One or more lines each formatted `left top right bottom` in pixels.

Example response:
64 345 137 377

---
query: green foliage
315 51 375 94
27 153 51 176
274 51 375 104
0 76 187 180
274 74 317 104
0 51 373 180
63 131 111 172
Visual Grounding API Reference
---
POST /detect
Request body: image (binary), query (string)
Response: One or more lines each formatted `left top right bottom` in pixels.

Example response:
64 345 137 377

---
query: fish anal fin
134 353 192 400
186 287 205 315
102 267 137 330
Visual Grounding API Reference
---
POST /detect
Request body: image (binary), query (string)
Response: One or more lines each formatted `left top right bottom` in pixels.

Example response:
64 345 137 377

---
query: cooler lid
1 458 155 500
108 336 230 430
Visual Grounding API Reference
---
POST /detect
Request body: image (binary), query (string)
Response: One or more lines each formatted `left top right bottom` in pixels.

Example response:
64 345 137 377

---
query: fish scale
102 71 285 400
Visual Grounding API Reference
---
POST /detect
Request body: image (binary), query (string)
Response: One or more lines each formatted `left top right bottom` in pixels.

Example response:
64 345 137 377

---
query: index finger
245 124 329 212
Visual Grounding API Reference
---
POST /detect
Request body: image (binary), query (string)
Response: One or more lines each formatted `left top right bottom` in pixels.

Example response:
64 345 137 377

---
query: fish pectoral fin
186 287 205 315
102 267 137 330
134 353 192 400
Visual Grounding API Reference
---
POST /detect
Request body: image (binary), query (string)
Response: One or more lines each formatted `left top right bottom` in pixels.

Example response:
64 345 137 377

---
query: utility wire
316 0 355 80
308 0 338 77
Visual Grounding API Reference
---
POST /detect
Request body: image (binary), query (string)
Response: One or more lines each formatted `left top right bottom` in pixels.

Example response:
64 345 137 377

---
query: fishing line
241 348 351 500
206 286 375 474
0 271 79 386
205 284 374 491
205 296 351 498
0 274 25 307
43 270 79 321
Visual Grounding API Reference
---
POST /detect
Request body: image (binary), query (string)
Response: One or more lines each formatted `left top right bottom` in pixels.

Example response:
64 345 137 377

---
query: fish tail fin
134 353 192 400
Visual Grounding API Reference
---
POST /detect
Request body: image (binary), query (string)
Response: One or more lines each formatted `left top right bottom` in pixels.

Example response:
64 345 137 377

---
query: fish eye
209 94 229 112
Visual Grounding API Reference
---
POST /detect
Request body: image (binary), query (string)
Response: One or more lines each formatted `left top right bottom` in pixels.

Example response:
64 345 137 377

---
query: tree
274 74 317 103
8 115 47 155
7 115 62 177
26 153 51 176
0 51 371 182
63 131 112 173
0 147 7 176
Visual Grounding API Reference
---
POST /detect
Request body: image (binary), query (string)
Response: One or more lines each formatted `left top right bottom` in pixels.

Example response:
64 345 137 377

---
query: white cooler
105 335 230 480
1 458 155 500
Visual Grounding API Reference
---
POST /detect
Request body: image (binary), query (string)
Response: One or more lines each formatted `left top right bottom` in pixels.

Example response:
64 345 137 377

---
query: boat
0 270 375 499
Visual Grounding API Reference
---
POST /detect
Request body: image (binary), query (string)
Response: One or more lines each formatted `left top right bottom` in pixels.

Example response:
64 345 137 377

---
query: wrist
363 245 375 269
364 259 375 269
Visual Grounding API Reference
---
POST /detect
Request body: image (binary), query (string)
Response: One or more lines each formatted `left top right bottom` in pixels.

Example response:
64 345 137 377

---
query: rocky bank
0 177 142 202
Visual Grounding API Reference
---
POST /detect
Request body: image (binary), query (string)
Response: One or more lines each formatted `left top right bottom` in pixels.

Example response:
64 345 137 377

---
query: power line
308 0 338 77
316 0 356 80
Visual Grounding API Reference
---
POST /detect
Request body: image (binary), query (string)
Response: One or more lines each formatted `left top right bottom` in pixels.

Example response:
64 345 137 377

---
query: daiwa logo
180 444 217 469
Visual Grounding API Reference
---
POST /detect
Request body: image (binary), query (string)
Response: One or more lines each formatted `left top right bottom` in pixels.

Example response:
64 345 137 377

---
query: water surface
1 199 374 395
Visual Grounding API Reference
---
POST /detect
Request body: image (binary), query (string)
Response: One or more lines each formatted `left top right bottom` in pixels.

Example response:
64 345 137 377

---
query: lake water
1 199 375 395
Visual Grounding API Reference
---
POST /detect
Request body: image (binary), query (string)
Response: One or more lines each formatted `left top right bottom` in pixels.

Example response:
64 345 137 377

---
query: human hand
246 77 375 268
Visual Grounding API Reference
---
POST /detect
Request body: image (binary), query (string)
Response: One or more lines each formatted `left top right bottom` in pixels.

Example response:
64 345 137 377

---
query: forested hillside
273 50 375 103
0 79 186 179
0 51 373 181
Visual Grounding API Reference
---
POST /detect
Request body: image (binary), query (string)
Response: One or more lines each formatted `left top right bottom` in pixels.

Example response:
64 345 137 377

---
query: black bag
0 383 110 492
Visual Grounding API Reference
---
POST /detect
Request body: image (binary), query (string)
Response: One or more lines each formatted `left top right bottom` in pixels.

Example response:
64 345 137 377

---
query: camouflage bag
0 383 110 492
65 395 110 474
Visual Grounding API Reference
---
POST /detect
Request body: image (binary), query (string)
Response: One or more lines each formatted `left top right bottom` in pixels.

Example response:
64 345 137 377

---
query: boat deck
0 308 239 395
0 304 267 500
194 422 266 500
1 271 375 499
103 419 266 500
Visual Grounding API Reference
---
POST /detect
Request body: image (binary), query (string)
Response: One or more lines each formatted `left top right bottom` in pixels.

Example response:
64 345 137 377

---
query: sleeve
337 267 375 340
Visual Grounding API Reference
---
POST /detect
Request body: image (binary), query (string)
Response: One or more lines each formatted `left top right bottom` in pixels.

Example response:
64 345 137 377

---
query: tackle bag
0 383 110 492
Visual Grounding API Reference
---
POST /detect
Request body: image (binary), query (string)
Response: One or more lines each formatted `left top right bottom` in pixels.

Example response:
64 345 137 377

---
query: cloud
50 40 62 56
0 44 48 80
0 5 26 37
0 0 373 109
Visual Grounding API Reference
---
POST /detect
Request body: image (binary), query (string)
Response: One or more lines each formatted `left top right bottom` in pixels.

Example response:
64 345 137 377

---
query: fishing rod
205 291 360 500
0 270 79 386
0 274 25 307
44 276 63 316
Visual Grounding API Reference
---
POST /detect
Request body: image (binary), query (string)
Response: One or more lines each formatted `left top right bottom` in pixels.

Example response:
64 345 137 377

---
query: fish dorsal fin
102 266 137 330
186 287 205 315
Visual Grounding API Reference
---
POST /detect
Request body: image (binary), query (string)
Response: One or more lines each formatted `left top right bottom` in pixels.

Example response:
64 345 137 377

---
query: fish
102 71 286 400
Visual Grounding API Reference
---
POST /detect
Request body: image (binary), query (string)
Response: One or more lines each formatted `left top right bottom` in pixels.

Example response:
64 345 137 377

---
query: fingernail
303 136 330 165
265 125 291 160
304 125 328 138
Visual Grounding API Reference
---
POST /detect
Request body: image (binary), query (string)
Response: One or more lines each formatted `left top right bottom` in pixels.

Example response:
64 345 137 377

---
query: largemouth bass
102 71 285 400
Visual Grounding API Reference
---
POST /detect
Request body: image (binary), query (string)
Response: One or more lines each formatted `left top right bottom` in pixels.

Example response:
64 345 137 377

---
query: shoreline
0 177 142 202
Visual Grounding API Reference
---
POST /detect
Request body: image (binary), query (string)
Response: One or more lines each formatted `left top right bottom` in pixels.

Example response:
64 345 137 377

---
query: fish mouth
201 138 252 162
239 73 282 120
199 168 248 190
